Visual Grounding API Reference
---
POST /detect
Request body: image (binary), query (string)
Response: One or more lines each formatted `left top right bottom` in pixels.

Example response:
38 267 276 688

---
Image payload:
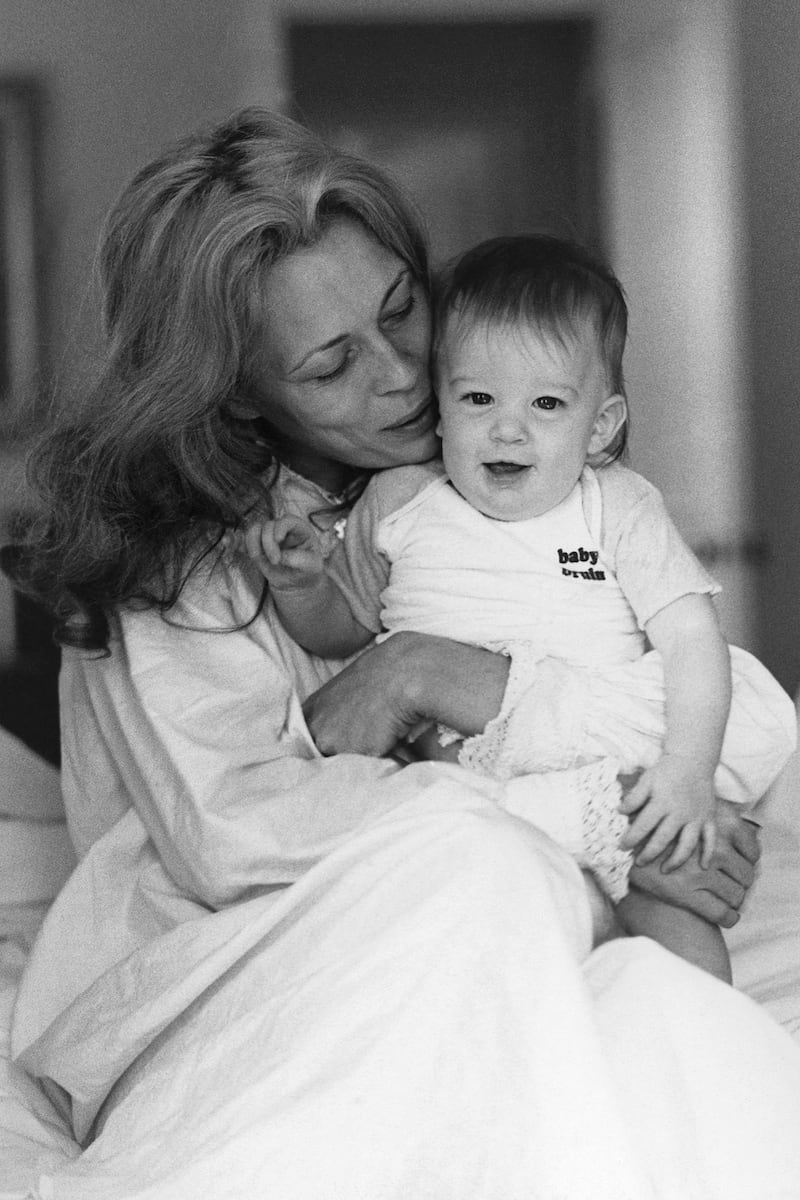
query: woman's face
248 217 437 491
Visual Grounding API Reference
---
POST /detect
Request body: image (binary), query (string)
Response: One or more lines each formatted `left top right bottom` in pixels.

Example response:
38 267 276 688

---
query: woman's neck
278 446 357 497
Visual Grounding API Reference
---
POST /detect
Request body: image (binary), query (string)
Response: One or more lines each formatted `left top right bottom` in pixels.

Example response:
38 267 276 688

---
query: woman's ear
588 394 627 457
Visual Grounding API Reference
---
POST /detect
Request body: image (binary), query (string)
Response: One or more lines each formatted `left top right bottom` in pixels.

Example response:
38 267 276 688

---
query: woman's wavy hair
433 234 629 465
3 108 430 652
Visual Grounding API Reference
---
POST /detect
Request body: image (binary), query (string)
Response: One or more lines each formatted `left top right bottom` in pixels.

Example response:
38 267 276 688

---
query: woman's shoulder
98 541 268 649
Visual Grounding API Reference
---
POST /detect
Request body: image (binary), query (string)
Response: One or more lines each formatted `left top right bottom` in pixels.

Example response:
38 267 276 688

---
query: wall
3 0 792 684
1 0 247 396
254 0 754 644
600 0 755 647
0 0 252 660
739 0 800 692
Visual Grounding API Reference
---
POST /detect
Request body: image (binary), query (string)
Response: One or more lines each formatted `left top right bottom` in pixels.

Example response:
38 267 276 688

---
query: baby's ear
588 394 627 456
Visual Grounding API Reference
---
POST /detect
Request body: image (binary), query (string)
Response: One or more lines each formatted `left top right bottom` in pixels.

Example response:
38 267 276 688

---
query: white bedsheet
0 730 78 1194
0 938 77 1198
2 724 800 1198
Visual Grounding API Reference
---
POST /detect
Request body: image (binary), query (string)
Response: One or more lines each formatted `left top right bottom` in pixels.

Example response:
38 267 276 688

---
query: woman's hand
628 799 760 928
302 632 510 757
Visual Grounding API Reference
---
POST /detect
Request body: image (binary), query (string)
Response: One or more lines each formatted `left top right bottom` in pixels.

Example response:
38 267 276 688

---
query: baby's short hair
434 235 628 461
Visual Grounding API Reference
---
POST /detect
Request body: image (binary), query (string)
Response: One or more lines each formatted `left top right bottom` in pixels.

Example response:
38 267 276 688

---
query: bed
0 730 78 1196
1 710 799 1200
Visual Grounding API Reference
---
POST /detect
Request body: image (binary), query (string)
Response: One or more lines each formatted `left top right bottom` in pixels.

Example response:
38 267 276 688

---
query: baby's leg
615 887 732 984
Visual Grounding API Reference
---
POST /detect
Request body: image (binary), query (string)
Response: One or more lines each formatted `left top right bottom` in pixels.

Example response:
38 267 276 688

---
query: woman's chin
388 425 440 467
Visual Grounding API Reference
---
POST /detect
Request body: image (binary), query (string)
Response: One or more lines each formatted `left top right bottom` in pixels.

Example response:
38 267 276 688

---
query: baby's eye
463 391 493 406
533 395 562 411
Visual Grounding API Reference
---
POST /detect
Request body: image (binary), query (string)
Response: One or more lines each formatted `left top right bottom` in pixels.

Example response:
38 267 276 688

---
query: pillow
753 689 800 835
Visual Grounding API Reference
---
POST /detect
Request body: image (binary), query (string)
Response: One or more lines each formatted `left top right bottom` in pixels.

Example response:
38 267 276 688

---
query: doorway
289 19 603 269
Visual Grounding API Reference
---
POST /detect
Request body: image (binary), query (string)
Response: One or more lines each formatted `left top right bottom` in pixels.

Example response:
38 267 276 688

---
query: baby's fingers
243 522 281 566
619 776 651 815
634 816 683 865
662 822 702 872
621 803 660 851
272 515 313 552
699 820 717 870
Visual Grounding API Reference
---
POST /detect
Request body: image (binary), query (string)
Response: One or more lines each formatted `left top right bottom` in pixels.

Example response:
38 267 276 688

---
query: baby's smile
483 460 531 477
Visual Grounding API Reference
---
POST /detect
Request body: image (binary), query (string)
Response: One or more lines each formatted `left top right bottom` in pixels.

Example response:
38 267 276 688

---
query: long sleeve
60 543 635 909
60 553 423 908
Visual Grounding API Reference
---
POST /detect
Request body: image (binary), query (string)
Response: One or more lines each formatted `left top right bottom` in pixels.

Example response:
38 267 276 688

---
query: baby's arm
243 517 374 658
621 592 732 868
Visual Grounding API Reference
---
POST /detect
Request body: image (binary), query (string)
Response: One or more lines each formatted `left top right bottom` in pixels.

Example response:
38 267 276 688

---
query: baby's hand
619 754 717 871
240 515 324 591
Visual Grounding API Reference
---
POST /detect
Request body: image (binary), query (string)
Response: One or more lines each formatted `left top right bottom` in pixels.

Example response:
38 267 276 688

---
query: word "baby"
557 546 606 581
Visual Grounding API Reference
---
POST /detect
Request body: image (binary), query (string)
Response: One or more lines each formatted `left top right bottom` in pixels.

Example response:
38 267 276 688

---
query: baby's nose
490 413 528 442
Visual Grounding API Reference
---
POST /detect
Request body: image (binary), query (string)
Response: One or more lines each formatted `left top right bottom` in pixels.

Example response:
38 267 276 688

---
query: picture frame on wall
0 80 43 438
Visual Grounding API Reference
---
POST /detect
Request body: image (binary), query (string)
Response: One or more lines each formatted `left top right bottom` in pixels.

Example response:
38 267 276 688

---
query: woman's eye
315 351 353 383
464 392 493 406
534 395 562 411
382 292 415 325
315 362 347 383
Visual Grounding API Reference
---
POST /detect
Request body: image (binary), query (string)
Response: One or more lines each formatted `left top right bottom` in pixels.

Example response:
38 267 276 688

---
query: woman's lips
385 399 435 432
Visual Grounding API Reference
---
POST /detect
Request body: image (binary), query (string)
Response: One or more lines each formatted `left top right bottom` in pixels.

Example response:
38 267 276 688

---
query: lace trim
458 642 539 780
436 723 462 748
578 758 633 902
458 642 633 901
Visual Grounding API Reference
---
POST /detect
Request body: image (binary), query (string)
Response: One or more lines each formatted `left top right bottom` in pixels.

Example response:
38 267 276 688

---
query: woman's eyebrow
287 268 411 375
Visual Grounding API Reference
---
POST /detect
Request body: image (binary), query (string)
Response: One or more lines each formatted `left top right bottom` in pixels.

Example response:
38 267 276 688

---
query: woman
7 108 800 1199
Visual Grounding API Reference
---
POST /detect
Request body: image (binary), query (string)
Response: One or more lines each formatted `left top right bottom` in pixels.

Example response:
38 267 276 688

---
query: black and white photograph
1 2 799 1197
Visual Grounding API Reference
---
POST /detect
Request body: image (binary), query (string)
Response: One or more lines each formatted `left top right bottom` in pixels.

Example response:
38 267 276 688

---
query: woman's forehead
259 218 409 373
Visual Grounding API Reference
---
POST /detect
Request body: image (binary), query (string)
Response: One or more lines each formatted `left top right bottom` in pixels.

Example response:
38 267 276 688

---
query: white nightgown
11 465 800 1200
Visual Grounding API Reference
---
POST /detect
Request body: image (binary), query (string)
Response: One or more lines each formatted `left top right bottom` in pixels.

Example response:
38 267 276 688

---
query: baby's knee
616 891 732 984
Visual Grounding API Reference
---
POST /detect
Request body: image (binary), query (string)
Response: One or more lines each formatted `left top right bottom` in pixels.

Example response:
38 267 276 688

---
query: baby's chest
381 490 644 663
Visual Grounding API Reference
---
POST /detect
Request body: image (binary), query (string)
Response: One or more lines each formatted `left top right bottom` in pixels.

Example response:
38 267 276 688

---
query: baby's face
435 317 626 521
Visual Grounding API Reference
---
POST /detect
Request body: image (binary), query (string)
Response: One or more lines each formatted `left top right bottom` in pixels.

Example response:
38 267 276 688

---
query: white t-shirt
329 459 719 668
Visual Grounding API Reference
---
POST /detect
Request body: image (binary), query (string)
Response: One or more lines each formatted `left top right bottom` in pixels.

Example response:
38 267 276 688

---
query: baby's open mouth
484 461 529 476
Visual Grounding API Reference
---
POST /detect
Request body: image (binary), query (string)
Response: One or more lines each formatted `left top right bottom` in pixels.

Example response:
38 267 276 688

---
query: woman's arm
65 568 481 910
303 633 759 924
313 637 753 927
301 632 511 756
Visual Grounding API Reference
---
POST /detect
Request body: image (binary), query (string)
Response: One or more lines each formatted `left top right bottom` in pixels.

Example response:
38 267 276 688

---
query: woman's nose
374 334 421 394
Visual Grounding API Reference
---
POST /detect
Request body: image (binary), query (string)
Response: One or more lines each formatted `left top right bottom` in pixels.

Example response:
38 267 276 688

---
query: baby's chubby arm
621 592 732 870
242 516 374 658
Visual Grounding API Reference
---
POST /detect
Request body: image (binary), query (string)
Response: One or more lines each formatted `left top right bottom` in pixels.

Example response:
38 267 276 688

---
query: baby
241 235 795 982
